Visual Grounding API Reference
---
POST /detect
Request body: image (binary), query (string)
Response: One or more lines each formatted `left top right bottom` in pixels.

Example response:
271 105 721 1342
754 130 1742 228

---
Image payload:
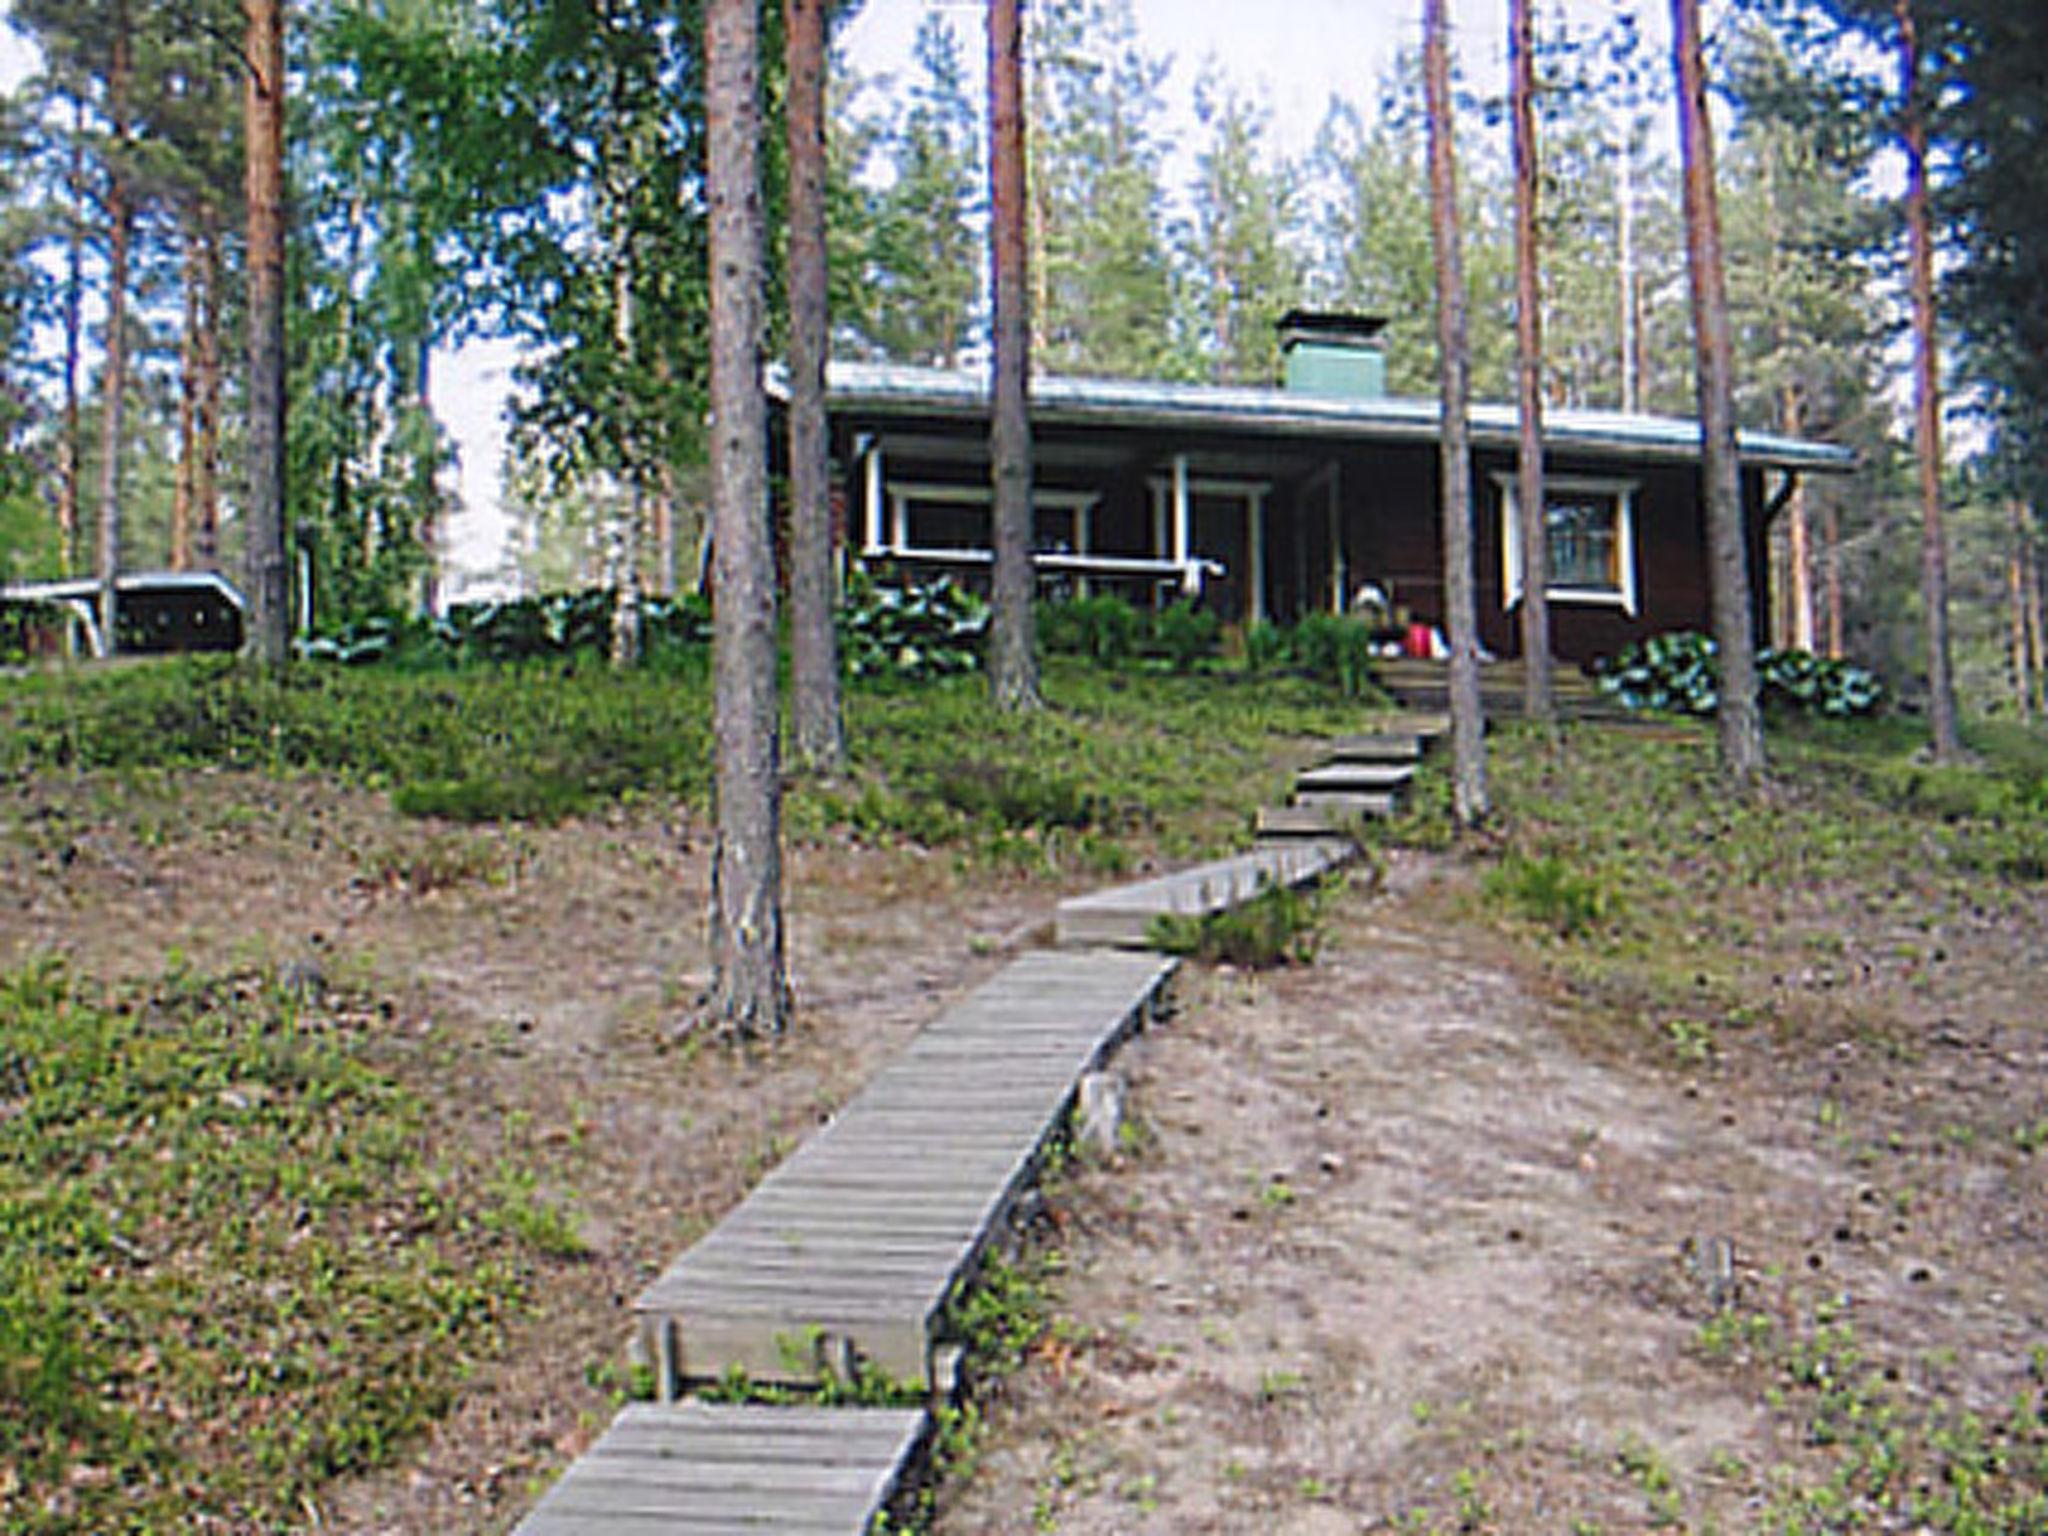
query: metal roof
0 570 248 607
814 361 1857 474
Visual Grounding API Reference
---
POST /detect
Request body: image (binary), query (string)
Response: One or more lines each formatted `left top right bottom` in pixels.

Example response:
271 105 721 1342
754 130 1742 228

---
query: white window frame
882 481 1100 559
1494 472 1639 616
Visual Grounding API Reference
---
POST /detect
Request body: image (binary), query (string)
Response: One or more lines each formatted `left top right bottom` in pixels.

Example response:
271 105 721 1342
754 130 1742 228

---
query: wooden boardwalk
634 948 1175 1395
511 1402 928 1535
1054 839 1353 948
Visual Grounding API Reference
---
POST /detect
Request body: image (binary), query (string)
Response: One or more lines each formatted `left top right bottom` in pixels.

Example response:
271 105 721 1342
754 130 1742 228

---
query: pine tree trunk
1782 391 1814 652
97 7 134 659
173 229 201 573
1510 0 1553 724
786 0 845 772
705 0 788 1039
2024 506 2045 715
1898 0 1961 760
1673 0 1766 783
59 112 84 576
196 215 222 570
1425 0 1487 825
988 0 1040 712
2010 513 2031 721
1823 495 1845 661
244 0 290 668
416 342 441 614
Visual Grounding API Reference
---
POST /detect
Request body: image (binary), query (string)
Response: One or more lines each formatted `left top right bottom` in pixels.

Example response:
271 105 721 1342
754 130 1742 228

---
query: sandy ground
933 854 2048 1533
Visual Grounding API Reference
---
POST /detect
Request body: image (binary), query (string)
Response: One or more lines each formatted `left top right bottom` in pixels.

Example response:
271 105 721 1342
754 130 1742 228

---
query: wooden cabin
801 313 1854 667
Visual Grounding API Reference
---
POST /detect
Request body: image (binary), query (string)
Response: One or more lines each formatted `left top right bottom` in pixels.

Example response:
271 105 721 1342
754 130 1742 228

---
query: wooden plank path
634 947 1176 1395
1054 838 1354 948
512 1402 928 1535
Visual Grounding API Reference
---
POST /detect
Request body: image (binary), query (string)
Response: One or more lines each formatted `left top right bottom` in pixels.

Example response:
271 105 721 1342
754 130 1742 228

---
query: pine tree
988 0 1039 713
1181 67 1302 386
1424 0 1488 827
1673 0 1766 783
1509 0 1553 722
705 0 788 1037
1029 0 1176 379
244 0 289 668
869 11 979 367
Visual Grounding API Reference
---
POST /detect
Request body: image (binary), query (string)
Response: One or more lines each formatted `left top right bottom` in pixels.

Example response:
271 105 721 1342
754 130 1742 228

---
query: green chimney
1278 310 1388 400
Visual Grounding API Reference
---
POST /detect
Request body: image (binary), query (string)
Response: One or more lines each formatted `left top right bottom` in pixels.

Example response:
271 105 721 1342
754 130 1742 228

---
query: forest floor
3 711 2045 1533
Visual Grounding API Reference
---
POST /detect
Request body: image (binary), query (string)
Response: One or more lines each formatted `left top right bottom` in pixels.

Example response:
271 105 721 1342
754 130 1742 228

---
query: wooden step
633 949 1174 1394
1293 789 1399 817
1295 762 1415 795
513 1402 929 1535
1256 802 1388 839
1322 732 1425 764
1054 840 1353 949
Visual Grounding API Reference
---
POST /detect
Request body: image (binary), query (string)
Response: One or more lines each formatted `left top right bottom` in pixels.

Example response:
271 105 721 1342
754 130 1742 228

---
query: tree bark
1509 0 1553 724
244 0 290 668
173 230 201 573
1424 0 1487 825
705 0 788 1039
2024 504 2045 716
97 5 133 658
1782 392 1814 652
196 215 223 570
988 0 1040 711
59 108 84 576
785 0 845 771
1897 0 1961 760
1823 494 1845 660
2011 519 2032 721
1673 0 1766 783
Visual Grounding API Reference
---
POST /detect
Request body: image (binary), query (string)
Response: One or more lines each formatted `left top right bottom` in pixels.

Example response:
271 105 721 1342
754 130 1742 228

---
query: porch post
863 441 884 553
1247 490 1267 624
1172 453 1193 596
1076 501 1093 598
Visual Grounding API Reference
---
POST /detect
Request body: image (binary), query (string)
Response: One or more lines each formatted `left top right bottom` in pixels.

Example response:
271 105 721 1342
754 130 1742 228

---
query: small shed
0 572 247 659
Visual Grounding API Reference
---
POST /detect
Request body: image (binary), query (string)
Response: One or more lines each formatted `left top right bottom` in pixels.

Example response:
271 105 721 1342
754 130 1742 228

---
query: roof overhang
802 362 1857 476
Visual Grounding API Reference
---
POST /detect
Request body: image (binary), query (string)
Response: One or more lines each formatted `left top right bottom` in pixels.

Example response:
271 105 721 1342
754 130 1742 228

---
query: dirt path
936 853 2048 1532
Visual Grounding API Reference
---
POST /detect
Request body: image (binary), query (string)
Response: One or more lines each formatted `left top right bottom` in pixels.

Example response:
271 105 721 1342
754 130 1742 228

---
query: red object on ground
1403 623 1434 659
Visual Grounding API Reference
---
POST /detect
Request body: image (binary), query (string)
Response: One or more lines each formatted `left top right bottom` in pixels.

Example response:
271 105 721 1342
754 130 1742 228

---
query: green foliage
1598 633 1884 719
1151 599 1220 673
0 961 555 1530
0 599 66 665
1248 612 1383 698
299 590 714 670
1037 593 1145 665
1484 852 1612 939
839 572 989 682
1147 877 1328 967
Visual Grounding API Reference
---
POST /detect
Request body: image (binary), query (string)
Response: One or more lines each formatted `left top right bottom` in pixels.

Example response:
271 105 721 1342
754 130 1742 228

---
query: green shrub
839 571 989 681
1038 594 1144 664
1597 633 1884 719
1484 852 1611 938
1151 599 1221 673
1147 877 1327 967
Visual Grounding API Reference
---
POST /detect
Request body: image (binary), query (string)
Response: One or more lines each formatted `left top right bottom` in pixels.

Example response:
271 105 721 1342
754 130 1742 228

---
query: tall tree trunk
98 5 134 659
988 0 1039 712
416 342 441 614
786 0 844 772
172 229 201 572
2010 509 2032 721
1424 0 1487 825
1822 494 1844 660
195 214 222 569
705 0 788 1039
1618 120 1641 415
1782 390 1814 652
1510 0 1553 724
59 109 85 575
1672 0 1766 783
2024 504 2045 716
1898 0 1960 760
244 0 290 667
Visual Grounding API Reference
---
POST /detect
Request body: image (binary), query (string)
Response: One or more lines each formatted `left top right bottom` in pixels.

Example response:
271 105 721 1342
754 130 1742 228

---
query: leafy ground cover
0 962 571 1533
0 657 1366 865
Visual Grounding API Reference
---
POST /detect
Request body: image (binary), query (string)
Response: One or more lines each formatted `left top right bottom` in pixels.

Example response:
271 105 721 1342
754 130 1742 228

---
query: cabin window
1495 474 1638 615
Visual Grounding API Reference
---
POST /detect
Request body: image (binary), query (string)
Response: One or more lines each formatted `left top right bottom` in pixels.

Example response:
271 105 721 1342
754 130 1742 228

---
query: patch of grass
1484 851 1611 938
0 961 563 1531
1148 877 1329 968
